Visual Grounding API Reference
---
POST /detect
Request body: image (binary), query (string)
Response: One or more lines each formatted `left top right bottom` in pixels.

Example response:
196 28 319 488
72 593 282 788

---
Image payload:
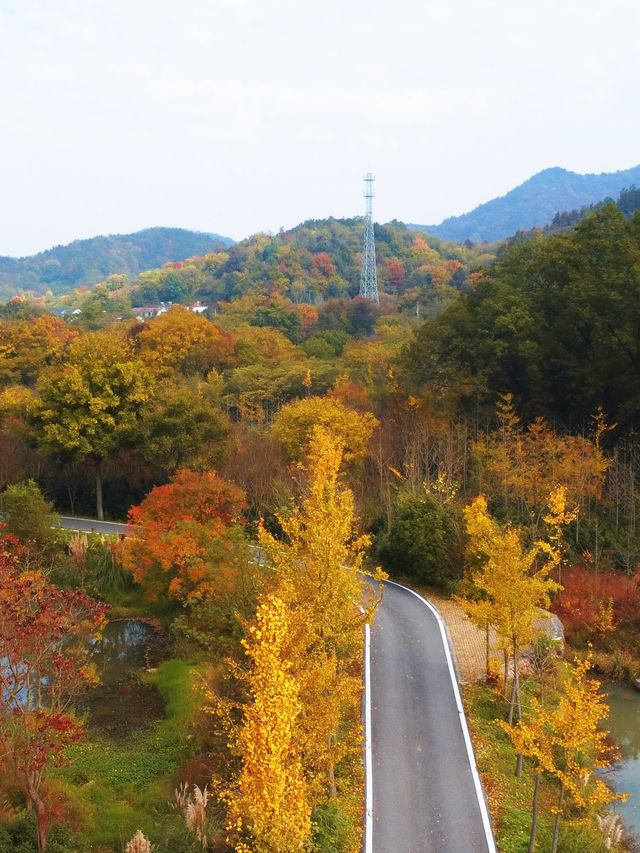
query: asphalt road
57 516 129 535
370 580 496 853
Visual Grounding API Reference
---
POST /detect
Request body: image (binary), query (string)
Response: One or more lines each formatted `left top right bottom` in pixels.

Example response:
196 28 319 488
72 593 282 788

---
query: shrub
551 564 640 638
0 480 60 564
375 493 464 591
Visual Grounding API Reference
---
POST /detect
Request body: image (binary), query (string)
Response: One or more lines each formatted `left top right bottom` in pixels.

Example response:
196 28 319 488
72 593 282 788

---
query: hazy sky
1 0 639 256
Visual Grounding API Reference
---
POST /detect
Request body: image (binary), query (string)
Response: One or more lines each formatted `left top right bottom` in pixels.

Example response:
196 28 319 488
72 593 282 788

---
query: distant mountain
0 227 234 300
411 165 640 243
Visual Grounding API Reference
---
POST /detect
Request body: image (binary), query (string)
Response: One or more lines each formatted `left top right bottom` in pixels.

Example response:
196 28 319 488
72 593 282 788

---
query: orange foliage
136 305 236 377
0 314 78 387
327 375 371 411
120 469 247 603
296 303 319 337
310 252 336 278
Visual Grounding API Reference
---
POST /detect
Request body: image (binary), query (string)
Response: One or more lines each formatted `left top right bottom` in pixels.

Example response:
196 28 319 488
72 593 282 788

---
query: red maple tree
0 538 107 850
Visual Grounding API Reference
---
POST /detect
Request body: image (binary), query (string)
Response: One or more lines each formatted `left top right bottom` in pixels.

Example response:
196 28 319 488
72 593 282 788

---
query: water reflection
89 619 156 686
81 619 166 736
604 682 640 846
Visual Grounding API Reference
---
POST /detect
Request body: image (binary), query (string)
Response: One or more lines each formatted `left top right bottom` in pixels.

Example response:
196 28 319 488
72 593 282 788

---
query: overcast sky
1 0 639 256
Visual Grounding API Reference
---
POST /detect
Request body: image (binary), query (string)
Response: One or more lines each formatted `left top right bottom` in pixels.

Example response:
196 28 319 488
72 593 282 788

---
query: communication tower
359 172 379 303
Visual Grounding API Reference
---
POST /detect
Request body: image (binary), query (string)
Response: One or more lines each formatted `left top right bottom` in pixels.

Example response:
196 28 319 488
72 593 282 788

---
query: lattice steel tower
359 172 379 303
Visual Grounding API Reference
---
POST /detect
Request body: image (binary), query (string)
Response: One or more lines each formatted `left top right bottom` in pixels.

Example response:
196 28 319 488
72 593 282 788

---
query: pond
89 618 164 686
80 618 167 737
603 682 640 848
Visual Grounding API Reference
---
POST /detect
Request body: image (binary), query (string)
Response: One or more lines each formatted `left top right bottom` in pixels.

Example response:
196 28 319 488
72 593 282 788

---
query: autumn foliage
225 593 311 853
499 655 626 853
217 428 374 851
119 469 247 603
550 563 640 636
0 539 106 850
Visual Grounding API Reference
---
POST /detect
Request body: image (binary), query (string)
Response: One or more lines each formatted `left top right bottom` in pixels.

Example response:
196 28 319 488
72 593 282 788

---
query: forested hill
0 227 234 300
121 218 490 315
412 164 640 243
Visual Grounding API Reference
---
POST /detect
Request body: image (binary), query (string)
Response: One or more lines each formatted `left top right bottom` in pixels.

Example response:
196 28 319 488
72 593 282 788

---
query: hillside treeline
45 219 490 316
3 204 640 575
0 227 232 300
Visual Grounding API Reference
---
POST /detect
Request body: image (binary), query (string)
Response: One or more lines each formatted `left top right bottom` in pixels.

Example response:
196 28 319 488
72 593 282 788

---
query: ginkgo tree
258 426 376 800
270 395 378 465
499 655 626 853
224 591 312 853
210 427 376 851
473 394 610 535
462 488 574 764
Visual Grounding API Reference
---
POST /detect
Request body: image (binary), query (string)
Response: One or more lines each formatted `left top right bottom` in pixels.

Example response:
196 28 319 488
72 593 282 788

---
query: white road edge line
384 579 498 853
364 622 373 853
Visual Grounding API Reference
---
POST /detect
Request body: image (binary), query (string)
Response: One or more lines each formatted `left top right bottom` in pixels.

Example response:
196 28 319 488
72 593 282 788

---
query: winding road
58 516 495 849
368 579 496 852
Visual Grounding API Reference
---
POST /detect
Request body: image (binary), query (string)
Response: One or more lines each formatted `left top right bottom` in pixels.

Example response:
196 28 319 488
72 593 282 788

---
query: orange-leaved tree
135 305 236 378
0 539 107 851
119 469 248 609
0 313 78 388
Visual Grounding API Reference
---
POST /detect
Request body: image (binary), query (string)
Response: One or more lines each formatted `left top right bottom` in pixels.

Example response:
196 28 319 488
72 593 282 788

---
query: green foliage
0 814 83 853
87 535 132 593
0 479 60 558
403 204 640 433
152 659 201 736
302 329 351 359
375 492 464 590
54 660 202 851
0 228 232 300
311 803 354 853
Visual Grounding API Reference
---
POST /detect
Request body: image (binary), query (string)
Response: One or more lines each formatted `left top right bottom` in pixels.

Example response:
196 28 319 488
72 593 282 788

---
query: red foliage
0 539 106 849
386 260 406 292
551 563 640 635
311 252 336 278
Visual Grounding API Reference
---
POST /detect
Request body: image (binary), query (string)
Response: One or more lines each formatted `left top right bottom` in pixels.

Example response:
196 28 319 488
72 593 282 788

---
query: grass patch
463 683 617 853
52 658 203 851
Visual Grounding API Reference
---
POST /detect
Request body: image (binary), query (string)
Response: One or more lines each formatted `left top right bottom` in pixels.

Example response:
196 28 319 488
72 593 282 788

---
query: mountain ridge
411 165 640 243
0 227 234 300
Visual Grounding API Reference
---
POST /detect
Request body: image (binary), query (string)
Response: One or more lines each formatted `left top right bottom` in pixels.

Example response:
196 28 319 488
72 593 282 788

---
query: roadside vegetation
2 202 640 849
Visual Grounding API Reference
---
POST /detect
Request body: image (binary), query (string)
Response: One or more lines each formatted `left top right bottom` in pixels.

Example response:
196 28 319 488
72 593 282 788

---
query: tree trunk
551 785 564 853
26 783 47 851
485 623 490 680
527 770 541 853
95 457 103 521
503 648 509 701
507 674 516 725
326 764 337 799
511 641 523 776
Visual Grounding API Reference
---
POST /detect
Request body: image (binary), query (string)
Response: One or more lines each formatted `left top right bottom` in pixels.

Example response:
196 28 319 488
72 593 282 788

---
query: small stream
604 682 640 847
